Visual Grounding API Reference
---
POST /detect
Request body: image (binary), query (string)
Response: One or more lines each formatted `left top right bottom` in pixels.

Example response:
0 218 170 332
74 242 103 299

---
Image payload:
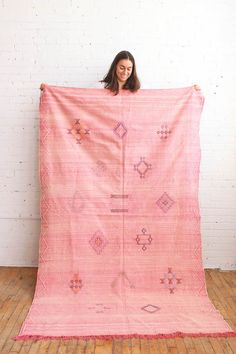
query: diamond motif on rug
89 230 108 255
113 121 127 138
156 192 174 213
134 157 152 178
141 304 161 313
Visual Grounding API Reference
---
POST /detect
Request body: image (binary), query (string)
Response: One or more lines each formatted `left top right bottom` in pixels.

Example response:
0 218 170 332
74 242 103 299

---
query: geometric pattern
69 274 83 294
40 163 50 192
111 271 135 289
89 230 108 255
110 208 129 213
40 119 51 154
134 157 152 178
88 303 112 313
156 192 174 213
34 274 48 298
157 123 171 140
141 304 161 313
113 121 127 139
39 234 48 264
67 118 90 144
15 85 235 340
92 160 107 177
110 193 129 213
136 228 152 251
160 267 182 294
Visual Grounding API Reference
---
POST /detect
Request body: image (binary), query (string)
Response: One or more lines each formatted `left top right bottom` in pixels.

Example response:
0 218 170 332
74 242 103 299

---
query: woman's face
115 59 133 84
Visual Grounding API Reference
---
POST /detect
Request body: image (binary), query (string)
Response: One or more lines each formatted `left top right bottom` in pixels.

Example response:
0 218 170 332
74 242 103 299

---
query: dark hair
99 50 141 96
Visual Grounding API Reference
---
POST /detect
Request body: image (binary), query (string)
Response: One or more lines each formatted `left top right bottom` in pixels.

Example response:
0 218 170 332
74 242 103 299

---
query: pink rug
15 84 236 340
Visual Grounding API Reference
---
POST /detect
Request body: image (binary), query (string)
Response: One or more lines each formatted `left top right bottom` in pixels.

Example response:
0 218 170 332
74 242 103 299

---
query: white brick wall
0 1 235 269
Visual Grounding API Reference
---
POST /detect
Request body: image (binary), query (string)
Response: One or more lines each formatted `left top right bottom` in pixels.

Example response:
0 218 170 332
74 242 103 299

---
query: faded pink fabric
15 84 236 340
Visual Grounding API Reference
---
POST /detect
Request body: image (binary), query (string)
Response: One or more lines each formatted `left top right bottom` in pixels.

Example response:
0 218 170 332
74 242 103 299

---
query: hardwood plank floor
0 267 235 354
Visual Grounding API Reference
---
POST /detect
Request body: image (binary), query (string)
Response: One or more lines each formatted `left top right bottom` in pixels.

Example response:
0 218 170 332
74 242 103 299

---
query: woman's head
100 50 141 95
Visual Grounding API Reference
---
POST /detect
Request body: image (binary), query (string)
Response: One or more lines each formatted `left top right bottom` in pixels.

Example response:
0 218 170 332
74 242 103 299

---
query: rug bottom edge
13 331 236 341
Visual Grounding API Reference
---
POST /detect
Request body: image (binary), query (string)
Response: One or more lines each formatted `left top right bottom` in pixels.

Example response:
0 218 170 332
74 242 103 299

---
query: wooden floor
0 267 235 354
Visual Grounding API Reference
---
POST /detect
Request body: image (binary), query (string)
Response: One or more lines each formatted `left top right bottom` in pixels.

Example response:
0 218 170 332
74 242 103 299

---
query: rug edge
13 331 236 341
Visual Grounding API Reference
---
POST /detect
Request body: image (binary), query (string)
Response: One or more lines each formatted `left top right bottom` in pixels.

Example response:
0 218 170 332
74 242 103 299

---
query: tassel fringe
13 331 236 341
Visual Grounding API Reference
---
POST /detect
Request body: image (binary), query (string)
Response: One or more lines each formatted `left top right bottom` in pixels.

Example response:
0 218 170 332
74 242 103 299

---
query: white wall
0 0 235 269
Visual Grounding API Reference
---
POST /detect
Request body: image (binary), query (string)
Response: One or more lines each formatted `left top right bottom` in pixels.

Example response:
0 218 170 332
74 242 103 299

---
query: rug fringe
13 331 236 341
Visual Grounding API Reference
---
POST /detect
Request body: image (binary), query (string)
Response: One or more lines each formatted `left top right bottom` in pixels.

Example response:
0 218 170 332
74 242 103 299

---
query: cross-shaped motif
67 118 90 144
160 268 182 294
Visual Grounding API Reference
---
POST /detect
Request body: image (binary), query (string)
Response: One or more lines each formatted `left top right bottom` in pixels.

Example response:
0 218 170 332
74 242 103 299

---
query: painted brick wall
0 1 235 269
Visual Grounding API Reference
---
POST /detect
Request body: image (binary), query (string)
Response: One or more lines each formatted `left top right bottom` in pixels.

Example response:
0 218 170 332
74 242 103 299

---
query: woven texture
16 84 236 339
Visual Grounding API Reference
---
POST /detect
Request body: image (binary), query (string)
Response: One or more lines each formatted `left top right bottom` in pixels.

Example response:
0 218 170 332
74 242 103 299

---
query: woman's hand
194 84 201 91
40 83 45 91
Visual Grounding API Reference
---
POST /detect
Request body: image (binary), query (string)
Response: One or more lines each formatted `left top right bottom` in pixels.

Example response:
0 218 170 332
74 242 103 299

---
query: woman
40 49 200 92
99 50 141 96
99 50 201 95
